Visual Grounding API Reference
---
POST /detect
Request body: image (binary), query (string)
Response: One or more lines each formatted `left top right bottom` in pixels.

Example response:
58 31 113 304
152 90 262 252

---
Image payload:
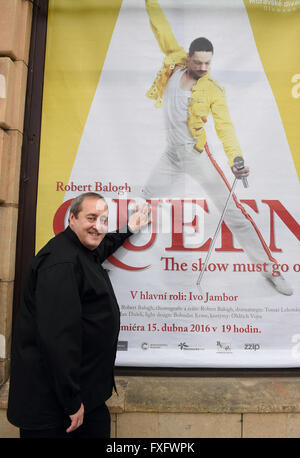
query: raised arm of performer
145 0 184 56
144 0 187 107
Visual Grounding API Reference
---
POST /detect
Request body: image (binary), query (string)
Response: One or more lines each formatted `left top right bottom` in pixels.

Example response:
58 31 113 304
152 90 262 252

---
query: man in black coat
7 192 150 438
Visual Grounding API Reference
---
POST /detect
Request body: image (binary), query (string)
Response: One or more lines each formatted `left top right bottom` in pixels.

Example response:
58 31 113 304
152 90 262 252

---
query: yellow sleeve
210 87 242 167
145 0 183 55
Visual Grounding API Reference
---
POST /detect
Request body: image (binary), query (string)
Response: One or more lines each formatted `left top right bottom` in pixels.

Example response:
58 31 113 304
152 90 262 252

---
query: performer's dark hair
69 192 105 218
189 37 214 56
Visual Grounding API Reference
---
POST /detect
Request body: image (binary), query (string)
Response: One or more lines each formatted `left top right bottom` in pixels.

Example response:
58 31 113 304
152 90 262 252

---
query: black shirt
7 226 132 430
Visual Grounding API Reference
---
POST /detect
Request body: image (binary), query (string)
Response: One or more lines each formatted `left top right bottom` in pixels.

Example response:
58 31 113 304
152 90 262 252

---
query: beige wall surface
0 0 300 440
0 0 32 391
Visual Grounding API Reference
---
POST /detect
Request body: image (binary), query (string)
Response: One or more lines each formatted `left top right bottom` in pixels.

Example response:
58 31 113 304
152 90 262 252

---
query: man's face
187 51 213 79
69 197 108 250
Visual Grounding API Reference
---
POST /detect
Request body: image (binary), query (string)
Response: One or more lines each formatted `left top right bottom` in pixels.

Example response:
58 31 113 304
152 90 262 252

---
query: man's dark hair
189 37 214 56
69 192 105 218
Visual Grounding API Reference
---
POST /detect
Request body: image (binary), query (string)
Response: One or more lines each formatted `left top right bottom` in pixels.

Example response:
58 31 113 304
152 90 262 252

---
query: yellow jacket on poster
145 0 242 166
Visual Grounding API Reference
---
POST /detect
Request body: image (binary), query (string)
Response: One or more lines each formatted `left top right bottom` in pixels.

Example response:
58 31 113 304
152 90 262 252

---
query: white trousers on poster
142 143 275 267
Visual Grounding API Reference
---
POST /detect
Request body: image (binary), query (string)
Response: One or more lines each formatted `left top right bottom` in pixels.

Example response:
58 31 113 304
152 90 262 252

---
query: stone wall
0 0 32 390
2 376 300 438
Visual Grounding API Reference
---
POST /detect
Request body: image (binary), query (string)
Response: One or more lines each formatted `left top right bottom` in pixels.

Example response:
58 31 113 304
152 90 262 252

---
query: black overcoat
7 226 132 429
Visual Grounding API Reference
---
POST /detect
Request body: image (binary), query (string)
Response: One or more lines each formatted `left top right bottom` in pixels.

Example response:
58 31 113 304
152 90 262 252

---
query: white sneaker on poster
266 274 293 296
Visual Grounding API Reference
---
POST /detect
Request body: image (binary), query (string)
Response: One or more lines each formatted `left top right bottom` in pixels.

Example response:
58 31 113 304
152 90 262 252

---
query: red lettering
53 198 73 234
52 198 299 271
215 200 259 253
262 200 300 252
215 222 243 252
166 199 210 251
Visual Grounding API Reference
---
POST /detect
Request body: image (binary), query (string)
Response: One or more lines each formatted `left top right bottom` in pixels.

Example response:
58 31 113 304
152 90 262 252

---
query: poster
36 0 300 367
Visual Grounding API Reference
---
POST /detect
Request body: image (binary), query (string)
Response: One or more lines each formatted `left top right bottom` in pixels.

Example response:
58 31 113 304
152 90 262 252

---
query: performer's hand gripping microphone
233 156 249 188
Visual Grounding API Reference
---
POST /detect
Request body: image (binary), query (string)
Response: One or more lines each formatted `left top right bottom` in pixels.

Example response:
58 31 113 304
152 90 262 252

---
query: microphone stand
196 177 238 290
196 154 249 290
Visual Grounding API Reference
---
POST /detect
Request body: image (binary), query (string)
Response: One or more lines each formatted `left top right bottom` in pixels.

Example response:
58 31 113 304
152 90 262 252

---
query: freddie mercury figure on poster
143 0 292 295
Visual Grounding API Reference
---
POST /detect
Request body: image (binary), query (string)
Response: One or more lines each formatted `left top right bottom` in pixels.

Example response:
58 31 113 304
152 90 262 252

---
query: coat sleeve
145 0 183 55
97 226 133 263
35 262 82 415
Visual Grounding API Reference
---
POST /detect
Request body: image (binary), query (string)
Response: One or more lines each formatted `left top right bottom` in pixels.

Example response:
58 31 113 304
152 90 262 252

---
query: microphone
233 156 249 188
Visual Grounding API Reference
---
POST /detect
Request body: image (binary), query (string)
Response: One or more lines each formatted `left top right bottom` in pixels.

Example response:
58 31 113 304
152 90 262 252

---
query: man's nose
91 220 99 231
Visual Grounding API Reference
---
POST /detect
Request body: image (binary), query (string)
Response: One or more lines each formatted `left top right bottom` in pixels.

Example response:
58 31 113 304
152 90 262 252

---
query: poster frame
13 0 300 377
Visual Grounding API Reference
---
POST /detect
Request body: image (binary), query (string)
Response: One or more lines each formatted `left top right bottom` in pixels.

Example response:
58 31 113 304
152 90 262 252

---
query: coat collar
193 71 210 87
